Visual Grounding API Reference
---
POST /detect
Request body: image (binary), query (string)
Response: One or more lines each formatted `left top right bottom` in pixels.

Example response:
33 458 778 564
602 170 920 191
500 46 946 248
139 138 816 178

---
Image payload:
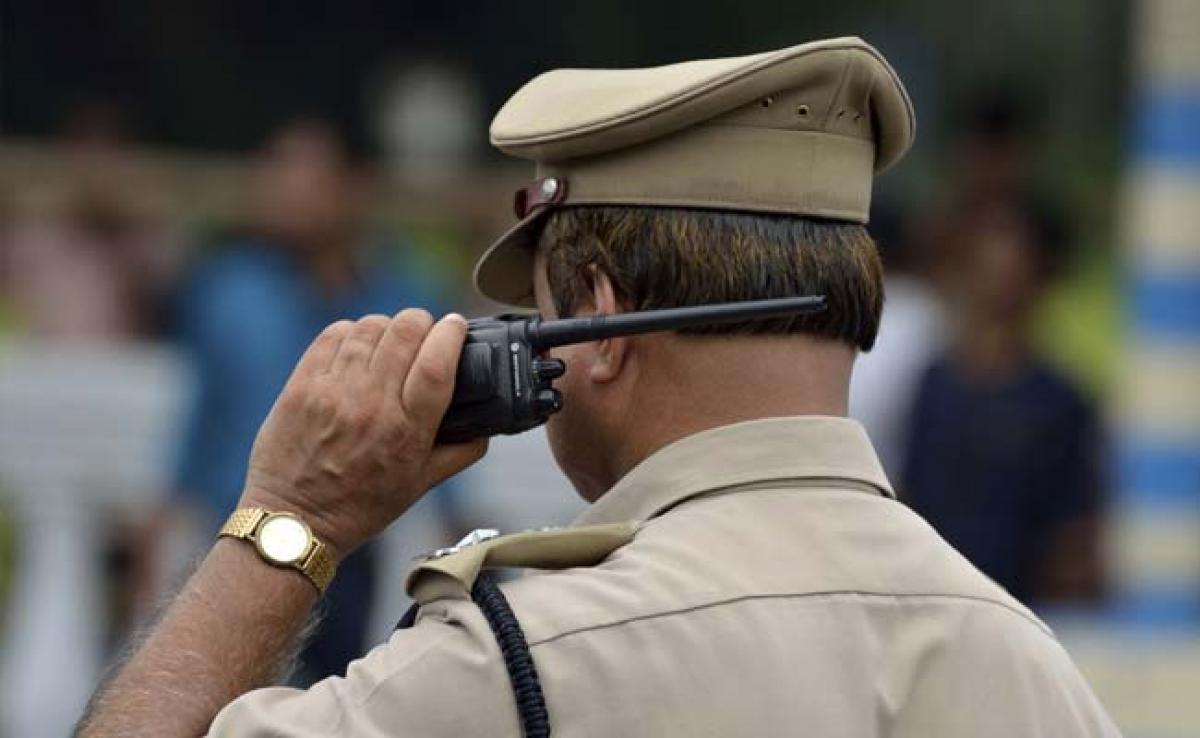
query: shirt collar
573 416 895 527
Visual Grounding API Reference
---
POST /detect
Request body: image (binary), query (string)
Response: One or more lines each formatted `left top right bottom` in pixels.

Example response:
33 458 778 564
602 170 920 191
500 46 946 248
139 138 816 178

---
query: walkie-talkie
435 295 826 443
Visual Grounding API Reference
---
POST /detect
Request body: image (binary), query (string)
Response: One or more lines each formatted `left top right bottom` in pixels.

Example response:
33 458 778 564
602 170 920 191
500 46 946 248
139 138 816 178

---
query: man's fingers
371 308 435 387
401 313 469 427
329 314 392 375
290 320 353 382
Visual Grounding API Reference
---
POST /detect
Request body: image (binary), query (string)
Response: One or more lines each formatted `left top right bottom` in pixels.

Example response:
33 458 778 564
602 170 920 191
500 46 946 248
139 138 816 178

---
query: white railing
0 341 191 738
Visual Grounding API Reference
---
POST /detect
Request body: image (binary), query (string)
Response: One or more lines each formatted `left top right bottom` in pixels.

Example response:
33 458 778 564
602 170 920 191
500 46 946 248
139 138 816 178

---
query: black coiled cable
472 574 551 737
395 575 551 737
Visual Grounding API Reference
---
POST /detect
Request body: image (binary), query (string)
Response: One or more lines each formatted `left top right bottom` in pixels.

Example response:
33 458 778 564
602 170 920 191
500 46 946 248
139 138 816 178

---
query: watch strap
303 541 337 593
219 507 268 539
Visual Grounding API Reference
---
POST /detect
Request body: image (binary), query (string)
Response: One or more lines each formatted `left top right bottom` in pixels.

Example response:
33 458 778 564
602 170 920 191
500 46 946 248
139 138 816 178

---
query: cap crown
491 36 913 172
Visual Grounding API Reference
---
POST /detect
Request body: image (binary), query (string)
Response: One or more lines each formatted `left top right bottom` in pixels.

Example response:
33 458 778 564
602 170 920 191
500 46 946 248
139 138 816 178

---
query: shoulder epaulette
406 522 639 604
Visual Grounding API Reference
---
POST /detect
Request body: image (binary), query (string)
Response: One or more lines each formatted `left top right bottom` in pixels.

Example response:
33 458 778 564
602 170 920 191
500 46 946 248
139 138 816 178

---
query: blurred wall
1113 0 1200 623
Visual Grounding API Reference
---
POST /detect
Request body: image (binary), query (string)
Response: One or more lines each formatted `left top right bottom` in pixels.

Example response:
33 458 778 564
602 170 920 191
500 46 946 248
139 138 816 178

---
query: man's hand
76 309 487 738
240 309 487 559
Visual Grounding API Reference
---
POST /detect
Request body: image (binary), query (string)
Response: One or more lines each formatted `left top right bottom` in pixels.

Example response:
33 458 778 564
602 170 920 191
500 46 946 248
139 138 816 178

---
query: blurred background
0 0 1196 735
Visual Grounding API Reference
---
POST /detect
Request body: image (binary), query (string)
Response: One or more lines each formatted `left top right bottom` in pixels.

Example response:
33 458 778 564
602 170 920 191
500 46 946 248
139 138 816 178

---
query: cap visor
472 209 550 307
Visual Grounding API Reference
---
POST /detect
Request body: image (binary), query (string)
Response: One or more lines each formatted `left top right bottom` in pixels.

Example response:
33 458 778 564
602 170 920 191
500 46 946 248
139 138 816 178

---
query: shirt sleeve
207 599 523 737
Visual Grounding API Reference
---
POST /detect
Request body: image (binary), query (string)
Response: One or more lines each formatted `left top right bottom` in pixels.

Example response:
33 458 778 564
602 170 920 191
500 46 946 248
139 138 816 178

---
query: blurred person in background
0 98 166 339
167 117 451 683
0 98 185 738
0 98 171 640
901 194 1106 605
849 204 946 476
917 91 1040 290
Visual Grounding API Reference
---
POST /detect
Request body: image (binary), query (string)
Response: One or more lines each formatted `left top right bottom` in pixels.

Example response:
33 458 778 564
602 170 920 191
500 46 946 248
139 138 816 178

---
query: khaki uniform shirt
210 417 1120 737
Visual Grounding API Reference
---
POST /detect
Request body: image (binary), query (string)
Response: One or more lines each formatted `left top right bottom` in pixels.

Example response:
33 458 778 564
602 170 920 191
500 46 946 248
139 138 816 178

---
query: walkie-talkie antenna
526 295 827 350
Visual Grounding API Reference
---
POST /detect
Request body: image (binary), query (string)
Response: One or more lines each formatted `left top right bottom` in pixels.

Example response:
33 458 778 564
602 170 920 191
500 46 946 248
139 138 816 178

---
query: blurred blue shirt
174 239 449 524
901 357 1103 604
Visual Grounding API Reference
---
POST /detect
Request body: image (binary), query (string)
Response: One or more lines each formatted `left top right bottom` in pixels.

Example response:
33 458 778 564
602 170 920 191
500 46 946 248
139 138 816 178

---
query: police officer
79 37 1120 737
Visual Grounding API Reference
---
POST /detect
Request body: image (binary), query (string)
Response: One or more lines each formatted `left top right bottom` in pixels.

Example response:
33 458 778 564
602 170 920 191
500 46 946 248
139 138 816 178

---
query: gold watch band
218 507 337 594
303 541 337 592
219 507 268 539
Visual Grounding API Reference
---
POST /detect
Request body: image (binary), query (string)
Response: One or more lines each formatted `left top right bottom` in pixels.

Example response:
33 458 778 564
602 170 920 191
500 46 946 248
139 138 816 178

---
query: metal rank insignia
419 528 501 561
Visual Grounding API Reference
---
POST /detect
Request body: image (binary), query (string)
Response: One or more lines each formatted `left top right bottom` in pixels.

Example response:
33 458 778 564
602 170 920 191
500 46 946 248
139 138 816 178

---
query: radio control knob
532 358 566 381
533 388 563 414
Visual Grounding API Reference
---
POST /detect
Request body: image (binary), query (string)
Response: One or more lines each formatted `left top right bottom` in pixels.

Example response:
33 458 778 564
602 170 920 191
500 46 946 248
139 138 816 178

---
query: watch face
256 514 312 565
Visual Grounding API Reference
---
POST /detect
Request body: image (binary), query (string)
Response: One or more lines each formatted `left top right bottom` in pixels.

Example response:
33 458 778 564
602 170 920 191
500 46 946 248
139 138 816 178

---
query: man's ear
587 266 628 384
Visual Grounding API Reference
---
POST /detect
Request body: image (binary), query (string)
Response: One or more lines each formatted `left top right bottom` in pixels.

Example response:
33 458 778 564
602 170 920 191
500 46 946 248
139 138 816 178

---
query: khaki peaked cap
474 36 916 306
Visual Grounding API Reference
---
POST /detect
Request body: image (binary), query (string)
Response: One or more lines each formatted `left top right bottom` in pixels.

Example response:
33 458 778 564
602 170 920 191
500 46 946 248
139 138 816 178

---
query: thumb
423 439 489 488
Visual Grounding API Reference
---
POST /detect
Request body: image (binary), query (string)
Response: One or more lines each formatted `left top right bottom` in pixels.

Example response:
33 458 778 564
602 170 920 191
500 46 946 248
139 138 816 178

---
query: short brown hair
537 206 884 351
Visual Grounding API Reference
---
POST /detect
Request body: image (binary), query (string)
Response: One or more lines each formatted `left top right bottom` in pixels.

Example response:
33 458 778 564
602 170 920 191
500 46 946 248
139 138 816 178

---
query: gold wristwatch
218 508 337 593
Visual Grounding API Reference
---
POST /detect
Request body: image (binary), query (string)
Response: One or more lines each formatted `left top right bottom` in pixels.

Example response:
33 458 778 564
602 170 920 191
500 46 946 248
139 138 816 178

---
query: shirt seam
574 417 891 526
587 470 893 526
649 476 893 521
354 612 465 707
527 590 1052 648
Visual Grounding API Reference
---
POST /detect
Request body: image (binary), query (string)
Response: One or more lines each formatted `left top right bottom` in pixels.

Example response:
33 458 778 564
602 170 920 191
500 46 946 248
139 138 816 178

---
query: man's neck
602 334 854 493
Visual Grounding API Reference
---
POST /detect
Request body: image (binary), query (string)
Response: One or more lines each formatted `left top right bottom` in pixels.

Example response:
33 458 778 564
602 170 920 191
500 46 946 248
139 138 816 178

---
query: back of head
538 206 883 351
